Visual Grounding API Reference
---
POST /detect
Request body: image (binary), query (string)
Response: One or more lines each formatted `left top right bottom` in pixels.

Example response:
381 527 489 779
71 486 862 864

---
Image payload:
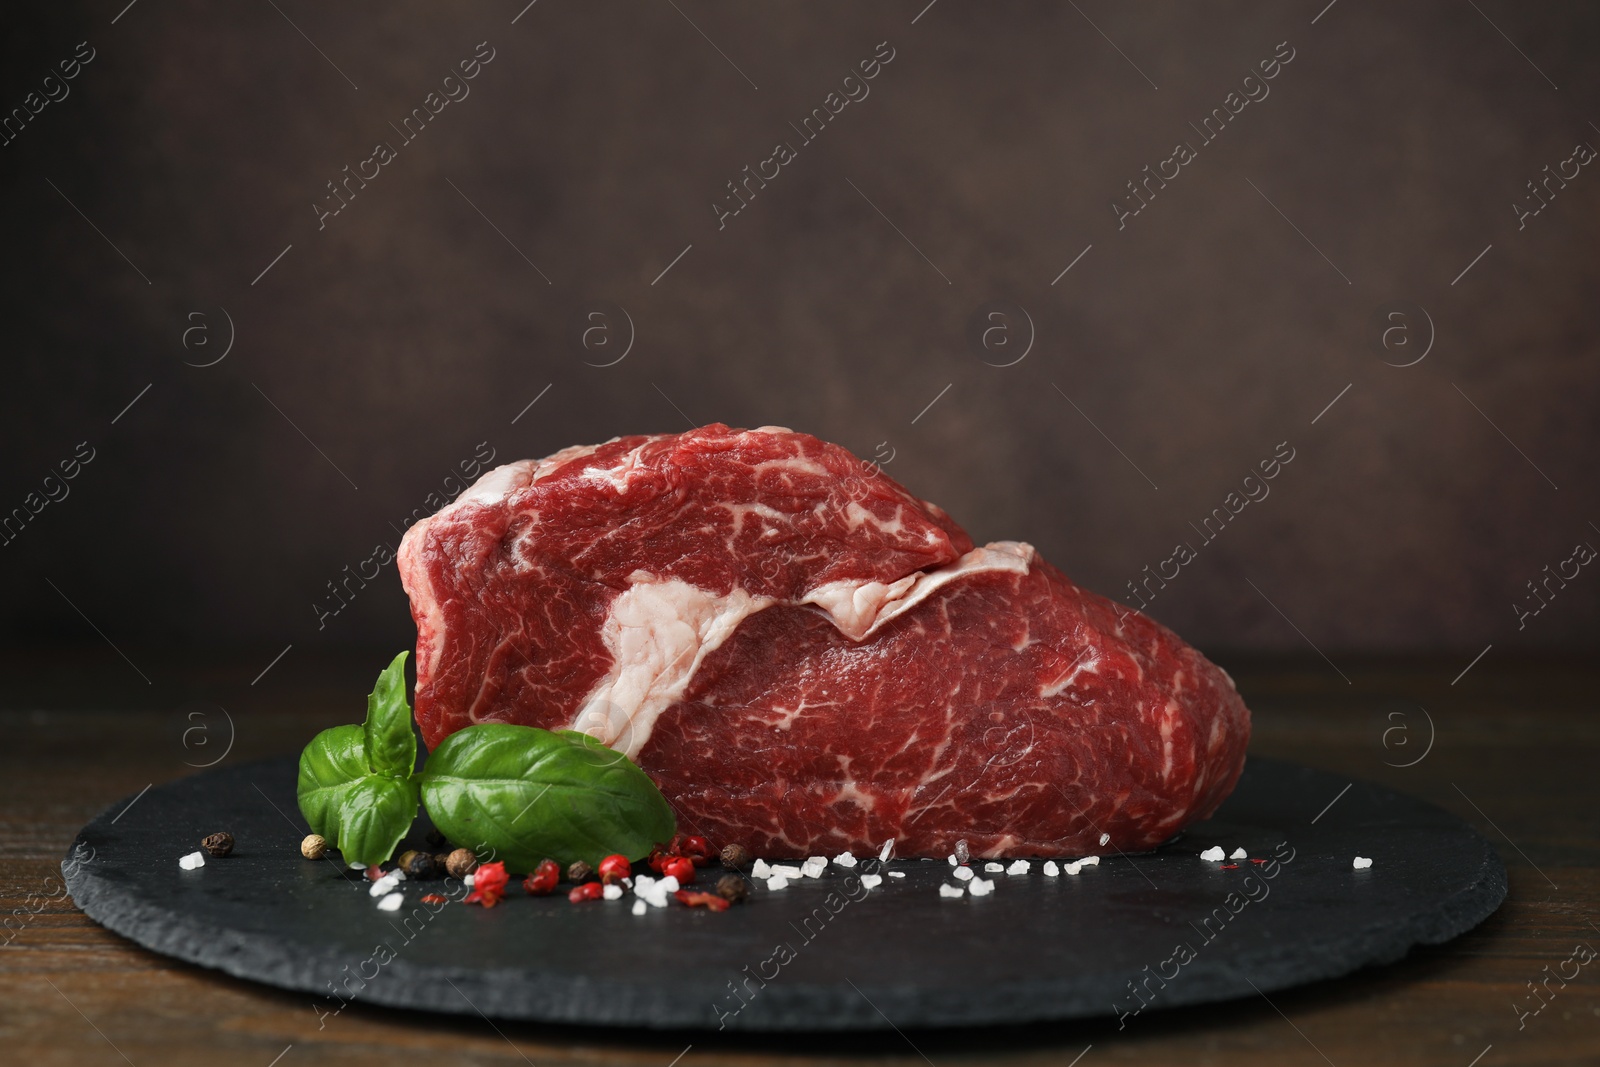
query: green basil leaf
420 723 676 871
296 724 370 843
335 775 420 867
364 650 415 778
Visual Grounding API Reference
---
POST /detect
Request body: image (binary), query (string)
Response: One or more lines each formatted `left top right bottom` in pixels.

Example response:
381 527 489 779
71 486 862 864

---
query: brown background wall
2 1 1596 663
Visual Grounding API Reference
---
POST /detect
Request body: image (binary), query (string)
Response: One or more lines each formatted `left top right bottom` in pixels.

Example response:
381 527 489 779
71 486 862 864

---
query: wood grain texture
2 654 1597 1066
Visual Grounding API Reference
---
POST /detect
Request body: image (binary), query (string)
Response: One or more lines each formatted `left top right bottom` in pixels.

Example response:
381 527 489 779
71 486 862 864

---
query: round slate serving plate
64 756 1504 1031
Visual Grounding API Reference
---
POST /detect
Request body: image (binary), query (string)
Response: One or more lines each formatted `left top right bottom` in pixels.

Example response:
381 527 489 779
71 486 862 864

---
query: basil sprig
420 724 677 872
295 652 677 871
296 653 419 866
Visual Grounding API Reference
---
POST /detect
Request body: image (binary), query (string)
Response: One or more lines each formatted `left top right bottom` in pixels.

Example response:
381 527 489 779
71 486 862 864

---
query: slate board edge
62 759 1509 1032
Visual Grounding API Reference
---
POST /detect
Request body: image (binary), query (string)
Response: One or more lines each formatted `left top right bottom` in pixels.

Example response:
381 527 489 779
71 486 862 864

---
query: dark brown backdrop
3 1 1597 667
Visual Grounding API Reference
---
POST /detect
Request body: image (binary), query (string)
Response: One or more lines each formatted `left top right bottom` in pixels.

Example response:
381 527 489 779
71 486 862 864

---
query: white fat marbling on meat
1040 649 1100 698
801 541 1035 641
569 575 773 758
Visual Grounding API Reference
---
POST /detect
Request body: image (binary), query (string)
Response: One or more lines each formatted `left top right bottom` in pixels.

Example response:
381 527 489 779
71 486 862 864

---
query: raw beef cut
398 424 1249 859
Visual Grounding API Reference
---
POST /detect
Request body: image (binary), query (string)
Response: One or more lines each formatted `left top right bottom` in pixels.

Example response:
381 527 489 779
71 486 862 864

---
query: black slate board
64 756 1504 1031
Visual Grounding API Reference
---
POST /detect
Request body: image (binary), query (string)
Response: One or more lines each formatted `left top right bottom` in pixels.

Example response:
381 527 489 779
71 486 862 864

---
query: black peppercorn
201 832 234 858
566 860 594 883
719 843 752 869
715 874 748 904
403 851 439 879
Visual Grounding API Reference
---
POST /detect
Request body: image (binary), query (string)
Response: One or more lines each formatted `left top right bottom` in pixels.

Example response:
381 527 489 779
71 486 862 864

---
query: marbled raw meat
398 424 1249 858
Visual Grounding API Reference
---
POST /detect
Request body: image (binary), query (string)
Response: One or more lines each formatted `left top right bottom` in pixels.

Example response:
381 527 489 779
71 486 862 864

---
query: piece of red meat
397 424 1249 858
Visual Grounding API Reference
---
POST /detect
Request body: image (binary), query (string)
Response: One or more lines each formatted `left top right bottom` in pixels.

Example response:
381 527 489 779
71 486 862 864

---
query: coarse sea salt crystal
633 874 669 909
808 855 829 868
1064 861 1082 875
967 877 995 897
953 866 975 882
772 864 804 879
948 854 958 866
751 859 772 879
888 871 906 879
376 892 404 912
464 873 476 887
939 883 965 898
632 900 648 916
1006 860 1030 875
369 875 401 898
348 861 366 870
1043 860 1060 876
1200 846 1226 862
802 859 827 879
1231 847 1248 860
660 875 680 893
767 876 790 891
178 852 205 871
1079 856 1100 867
1353 856 1373 870
833 851 857 868
602 884 623 900
1099 833 1110 845
879 839 895 862
983 862 1005 874
860 873 882 889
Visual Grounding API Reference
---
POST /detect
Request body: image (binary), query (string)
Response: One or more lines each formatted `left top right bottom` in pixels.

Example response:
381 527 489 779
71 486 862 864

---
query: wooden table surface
3 650 1597 1066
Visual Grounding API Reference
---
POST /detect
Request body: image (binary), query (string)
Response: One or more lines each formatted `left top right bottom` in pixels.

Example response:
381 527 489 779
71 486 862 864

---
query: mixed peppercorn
301 828 752 912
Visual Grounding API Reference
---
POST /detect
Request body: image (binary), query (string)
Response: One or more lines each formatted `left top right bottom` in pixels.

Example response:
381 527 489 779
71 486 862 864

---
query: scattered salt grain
1199 846 1226 862
602 884 623 900
632 900 647 916
772 864 804 879
1006 860 1030 875
953 866 975 882
178 852 205 871
948 854 958 866
660 875 680 893
348 861 367 870
1043 860 1060 877
879 839 896 862
1099 833 1110 846
630 876 668 908
751 859 772 879
860 874 882 889
833 851 857 868
801 858 827 878
632 875 671 908
369 872 402 898
376 892 404 912
767 876 790 891
967 877 995 897
939 883 965 898
983 862 1005 874
1353 856 1373 870
1064 861 1082 875
1231 847 1248 860
464 873 476 887
888 871 906 879
1079 856 1100 867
